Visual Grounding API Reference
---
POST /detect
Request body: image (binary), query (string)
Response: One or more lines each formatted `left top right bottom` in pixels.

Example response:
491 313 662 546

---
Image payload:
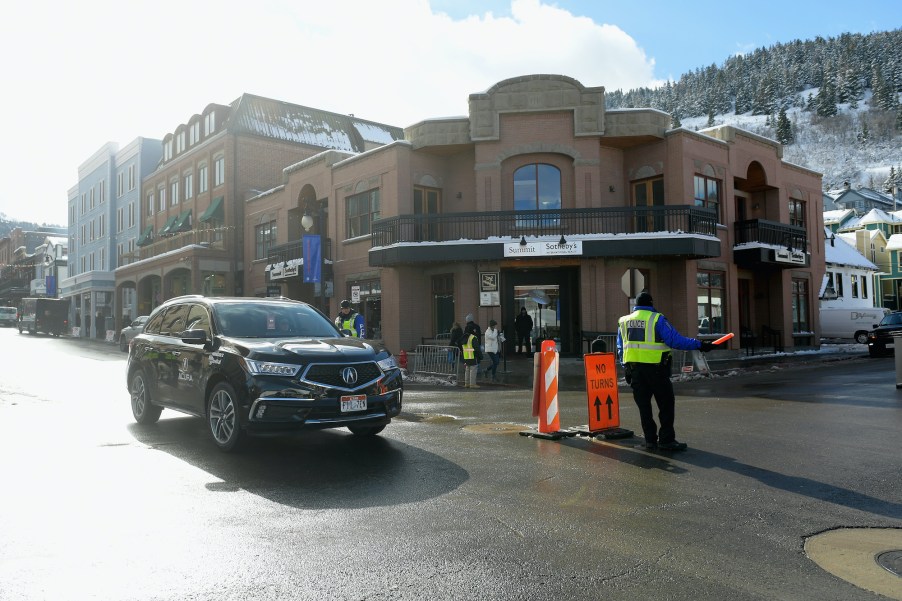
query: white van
819 307 890 343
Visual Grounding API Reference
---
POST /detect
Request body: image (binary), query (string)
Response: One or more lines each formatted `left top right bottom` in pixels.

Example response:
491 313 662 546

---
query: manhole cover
876 550 902 577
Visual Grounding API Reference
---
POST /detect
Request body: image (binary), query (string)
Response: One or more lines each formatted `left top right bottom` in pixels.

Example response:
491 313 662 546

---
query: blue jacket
616 304 701 364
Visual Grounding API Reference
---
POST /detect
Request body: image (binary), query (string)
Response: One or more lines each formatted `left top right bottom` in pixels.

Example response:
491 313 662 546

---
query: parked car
866 311 902 357
0 306 17 327
119 316 149 351
126 295 403 451
820 307 890 343
18 297 69 336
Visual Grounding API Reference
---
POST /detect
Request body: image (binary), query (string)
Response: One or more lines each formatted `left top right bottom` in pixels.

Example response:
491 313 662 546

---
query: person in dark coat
514 307 533 354
448 321 464 364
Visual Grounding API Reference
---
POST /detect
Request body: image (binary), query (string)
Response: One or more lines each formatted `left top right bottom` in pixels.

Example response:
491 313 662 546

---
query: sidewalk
404 343 872 391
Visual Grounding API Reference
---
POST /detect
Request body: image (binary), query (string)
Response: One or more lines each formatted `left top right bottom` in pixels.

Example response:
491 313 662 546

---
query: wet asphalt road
0 327 900 600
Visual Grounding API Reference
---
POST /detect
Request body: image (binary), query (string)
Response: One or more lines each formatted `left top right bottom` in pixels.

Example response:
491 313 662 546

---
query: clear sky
1 0 898 226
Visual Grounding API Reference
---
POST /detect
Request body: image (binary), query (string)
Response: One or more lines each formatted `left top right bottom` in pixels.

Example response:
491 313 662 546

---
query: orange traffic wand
713 332 734 345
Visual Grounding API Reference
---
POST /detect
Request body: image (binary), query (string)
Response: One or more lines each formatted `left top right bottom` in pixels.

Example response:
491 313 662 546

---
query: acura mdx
126 295 403 451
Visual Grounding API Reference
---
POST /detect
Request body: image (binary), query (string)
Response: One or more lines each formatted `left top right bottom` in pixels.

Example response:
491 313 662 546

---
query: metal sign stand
677 349 711 379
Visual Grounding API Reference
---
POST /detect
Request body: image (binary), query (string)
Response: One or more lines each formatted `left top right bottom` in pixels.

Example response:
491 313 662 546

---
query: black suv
126 296 403 451
867 311 902 357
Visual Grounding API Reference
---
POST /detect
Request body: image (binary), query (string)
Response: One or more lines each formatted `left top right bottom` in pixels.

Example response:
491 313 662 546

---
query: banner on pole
302 235 321 283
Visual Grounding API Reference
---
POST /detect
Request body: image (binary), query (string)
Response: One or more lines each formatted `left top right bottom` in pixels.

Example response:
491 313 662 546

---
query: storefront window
792 278 810 333
697 270 726 335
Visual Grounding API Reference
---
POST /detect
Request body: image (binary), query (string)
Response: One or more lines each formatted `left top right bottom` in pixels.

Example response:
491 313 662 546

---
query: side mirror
179 329 208 345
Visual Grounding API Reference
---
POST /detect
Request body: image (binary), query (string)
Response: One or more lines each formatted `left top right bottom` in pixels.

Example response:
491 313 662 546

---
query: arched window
514 164 561 212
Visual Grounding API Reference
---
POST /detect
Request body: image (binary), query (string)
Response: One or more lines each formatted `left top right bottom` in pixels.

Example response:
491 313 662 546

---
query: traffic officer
335 300 366 337
461 329 480 389
616 291 714 451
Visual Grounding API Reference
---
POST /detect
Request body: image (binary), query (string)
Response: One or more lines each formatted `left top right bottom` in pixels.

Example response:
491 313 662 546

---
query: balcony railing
119 227 236 267
267 237 333 265
733 219 807 251
372 206 717 246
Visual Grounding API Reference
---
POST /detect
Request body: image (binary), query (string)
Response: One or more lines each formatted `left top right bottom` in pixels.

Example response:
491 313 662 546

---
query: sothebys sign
503 240 583 258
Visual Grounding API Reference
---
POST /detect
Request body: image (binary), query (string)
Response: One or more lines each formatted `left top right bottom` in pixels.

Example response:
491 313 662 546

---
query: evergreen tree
776 107 794 144
671 112 682 128
707 111 715 127
816 71 838 117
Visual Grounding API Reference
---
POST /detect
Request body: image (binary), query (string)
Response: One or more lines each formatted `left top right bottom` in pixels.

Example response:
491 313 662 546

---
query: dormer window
189 122 200 145
176 131 185 154
164 140 173 161
204 112 216 135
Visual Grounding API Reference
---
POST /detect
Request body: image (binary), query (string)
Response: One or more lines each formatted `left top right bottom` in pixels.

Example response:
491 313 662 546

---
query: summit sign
504 240 583 258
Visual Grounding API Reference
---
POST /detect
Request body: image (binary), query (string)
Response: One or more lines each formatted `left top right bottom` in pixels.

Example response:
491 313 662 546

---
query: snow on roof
859 207 902 225
822 209 854 224
824 227 877 269
887 234 902 251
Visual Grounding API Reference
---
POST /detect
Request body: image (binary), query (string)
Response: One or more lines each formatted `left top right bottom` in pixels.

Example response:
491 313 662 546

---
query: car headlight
377 356 399 372
243 359 302 377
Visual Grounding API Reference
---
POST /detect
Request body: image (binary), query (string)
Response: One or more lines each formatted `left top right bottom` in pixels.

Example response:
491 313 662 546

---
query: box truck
18 297 69 336
819 307 890 343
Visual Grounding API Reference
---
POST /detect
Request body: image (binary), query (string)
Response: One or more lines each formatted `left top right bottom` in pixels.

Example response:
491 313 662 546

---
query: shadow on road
128 416 468 510
562 436 902 520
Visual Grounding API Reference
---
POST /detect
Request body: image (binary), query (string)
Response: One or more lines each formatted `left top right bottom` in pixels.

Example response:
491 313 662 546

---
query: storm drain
876 550 902 577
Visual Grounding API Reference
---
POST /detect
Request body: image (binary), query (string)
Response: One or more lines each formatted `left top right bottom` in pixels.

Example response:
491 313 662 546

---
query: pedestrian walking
484 319 503 381
514 307 533 354
616 291 714 451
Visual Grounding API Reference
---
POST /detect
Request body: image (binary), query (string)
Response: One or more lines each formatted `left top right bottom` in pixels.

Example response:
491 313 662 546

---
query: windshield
213 302 340 339
880 313 902 326
0 308 15 315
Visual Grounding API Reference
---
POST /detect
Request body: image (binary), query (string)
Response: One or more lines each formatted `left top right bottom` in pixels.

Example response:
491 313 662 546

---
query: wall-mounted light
752 203 760 210
608 185 615 193
455 192 462 199
519 236 527 246
559 234 567 245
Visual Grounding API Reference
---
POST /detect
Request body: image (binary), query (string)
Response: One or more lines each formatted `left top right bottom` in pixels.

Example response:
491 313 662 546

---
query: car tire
208 382 243 452
130 370 162 424
854 331 869 344
347 424 386 437
120 335 128 352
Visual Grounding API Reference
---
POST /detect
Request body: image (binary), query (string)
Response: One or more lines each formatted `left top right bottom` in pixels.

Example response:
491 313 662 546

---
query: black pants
627 361 676 444
516 333 531 353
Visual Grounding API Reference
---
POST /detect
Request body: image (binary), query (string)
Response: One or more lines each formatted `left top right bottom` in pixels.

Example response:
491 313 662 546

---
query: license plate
340 395 367 413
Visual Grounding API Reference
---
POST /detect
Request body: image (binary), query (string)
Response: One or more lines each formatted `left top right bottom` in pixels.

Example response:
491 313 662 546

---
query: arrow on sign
594 397 602 422
606 395 613 419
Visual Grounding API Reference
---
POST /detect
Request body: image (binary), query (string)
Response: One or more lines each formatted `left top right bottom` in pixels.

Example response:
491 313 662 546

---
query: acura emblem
341 367 358 385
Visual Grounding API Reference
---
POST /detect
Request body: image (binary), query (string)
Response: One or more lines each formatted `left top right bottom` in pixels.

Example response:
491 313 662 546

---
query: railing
267 238 333 265
119 227 236 266
734 219 807 251
372 206 718 246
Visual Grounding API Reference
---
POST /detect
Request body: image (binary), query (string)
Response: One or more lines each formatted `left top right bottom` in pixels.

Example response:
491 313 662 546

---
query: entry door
632 177 664 232
414 187 441 241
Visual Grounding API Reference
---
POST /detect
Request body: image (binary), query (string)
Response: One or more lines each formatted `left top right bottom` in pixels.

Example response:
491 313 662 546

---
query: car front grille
302 362 382 391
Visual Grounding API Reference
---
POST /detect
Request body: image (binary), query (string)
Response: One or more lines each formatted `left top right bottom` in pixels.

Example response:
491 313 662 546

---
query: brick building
248 75 826 356
114 94 402 331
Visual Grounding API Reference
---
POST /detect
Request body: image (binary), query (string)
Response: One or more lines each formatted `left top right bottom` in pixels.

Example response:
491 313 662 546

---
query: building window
204 112 216 135
862 275 868 299
99 214 105 237
176 131 185 154
346 188 380 239
514 163 561 213
189 122 200 145
789 197 806 228
214 156 225 187
255 221 277 259
100 248 105 271
90 187 95 209
170 181 179 206
147 193 155 216
198 163 208 193
159 187 166 212
117 208 124 232
835 273 844 297
128 164 136 190
851 274 860 298
694 174 721 218
117 172 124 198
632 177 665 231
184 172 193 199
129 202 135 227
99 180 105 204
164 140 173 161
697 270 726 335
791 278 811 333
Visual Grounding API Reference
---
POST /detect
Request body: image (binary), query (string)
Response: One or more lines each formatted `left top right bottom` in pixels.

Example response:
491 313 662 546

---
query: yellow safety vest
462 333 477 360
618 309 671 363
336 313 359 337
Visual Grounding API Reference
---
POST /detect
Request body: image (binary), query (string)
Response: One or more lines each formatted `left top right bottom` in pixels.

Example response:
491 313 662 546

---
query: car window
159 303 190 336
213 303 338 338
185 305 212 338
143 311 165 335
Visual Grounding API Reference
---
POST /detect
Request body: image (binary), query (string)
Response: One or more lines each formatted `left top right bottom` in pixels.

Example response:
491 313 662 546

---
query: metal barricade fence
411 344 461 384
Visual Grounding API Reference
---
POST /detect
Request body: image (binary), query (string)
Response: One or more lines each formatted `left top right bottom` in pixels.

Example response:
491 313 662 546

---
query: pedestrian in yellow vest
616 291 714 451
462 331 480 388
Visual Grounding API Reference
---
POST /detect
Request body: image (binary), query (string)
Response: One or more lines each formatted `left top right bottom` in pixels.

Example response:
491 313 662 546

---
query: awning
198 196 224 223
172 210 192 233
159 215 178 235
135 225 154 247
